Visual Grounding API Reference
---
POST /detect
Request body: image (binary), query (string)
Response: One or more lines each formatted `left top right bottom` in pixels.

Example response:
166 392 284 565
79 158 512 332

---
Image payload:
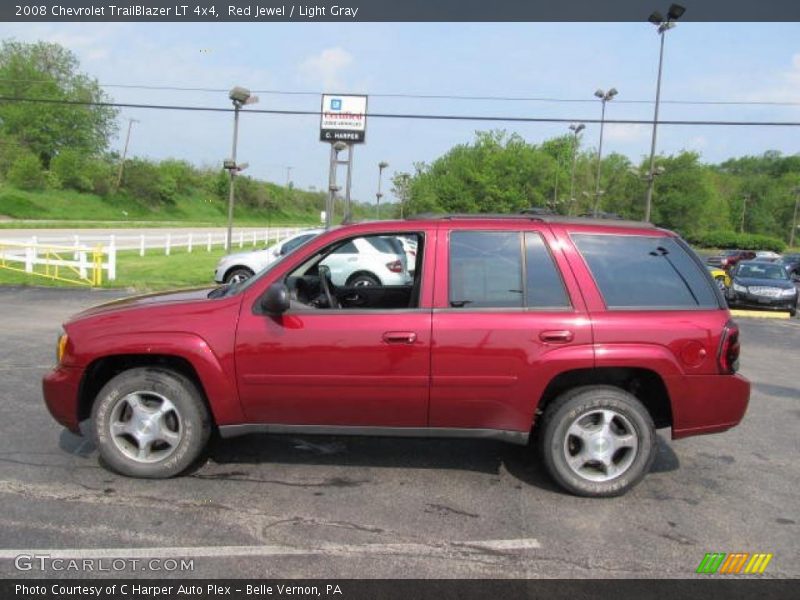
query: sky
1 21 800 205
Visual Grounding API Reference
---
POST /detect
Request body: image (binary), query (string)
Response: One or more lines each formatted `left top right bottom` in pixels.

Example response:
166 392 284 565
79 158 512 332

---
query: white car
214 230 412 287
755 251 782 261
214 229 322 284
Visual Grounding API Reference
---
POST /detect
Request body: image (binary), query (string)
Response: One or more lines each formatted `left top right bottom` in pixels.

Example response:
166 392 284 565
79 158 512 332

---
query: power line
1 78 799 107
1 95 800 127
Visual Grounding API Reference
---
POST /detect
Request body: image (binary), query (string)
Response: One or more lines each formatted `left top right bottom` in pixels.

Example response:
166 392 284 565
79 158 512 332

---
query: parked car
727 260 798 316
214 229 410 287
706 249 756 270
754 250 782 261
706 265 731 291
778 253 800 278
213 229 322 284
43 215 749 498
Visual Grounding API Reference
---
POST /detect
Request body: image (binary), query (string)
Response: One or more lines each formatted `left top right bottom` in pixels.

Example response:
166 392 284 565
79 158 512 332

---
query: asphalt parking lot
0 287 797 579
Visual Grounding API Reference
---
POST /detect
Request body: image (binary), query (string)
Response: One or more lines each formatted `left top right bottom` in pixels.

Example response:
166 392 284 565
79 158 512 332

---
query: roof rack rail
405 212 656 229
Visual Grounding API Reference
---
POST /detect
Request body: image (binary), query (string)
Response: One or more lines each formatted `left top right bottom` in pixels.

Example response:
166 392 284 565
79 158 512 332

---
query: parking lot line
0 538 541 561
729 310 791 319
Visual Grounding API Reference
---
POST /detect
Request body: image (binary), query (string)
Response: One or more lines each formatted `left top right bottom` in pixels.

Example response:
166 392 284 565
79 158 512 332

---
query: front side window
448 230 570 309
572 234 718 309
283 232 423 310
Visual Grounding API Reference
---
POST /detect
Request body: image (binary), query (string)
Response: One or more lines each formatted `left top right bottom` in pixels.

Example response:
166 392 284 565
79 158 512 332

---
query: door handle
539 330 574 343
383 331 417 344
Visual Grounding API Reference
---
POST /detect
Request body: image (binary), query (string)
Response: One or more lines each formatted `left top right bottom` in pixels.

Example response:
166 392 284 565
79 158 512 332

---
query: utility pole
790 186 800 248
593 88 617 217
376 161 389 219
286 166 293 188
568 123 585 215
740 194 750 234
114 118 139 192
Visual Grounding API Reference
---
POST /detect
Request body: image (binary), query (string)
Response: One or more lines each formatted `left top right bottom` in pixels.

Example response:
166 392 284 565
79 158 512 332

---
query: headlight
56 330 68 364
780 287 798 297
732 283 747 293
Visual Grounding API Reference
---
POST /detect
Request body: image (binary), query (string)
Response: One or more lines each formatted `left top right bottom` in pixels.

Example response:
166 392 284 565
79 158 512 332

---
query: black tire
91 367 211 479
538 385 656 497
346 272 380 287
224 266 254 284
791 307 797 318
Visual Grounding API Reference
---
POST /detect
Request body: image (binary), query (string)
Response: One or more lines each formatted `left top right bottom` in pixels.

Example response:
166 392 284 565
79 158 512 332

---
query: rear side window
281 234 315 254
449 231 571 309
572 234 718 309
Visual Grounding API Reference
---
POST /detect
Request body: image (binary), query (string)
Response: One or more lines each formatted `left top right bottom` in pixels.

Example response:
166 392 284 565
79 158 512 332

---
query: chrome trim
218 424 529 445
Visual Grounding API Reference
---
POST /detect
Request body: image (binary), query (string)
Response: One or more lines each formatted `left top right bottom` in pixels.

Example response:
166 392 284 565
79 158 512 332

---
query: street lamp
644 3 686 223
593 88 617 217
225 86 259 251
376 161 389 219
568 123 585 215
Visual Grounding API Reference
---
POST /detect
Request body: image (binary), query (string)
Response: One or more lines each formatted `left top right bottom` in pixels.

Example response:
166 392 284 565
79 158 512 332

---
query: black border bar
3 0 800 22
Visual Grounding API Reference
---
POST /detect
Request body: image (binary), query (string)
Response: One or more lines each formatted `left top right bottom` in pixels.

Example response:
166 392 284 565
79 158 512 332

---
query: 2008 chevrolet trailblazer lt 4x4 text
43 215 750 497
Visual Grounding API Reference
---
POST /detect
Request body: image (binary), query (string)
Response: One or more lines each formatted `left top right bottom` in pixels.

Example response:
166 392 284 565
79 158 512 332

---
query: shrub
51 149 93 192
687 230 786 253
7 153 46 190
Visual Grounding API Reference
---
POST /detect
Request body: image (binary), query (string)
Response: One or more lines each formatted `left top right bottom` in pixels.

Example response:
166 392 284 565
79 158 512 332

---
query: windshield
737 263 789 280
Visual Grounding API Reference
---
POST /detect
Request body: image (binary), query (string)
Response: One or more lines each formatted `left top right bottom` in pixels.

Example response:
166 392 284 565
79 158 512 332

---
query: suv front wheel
538 385 656 497
91 368 211 478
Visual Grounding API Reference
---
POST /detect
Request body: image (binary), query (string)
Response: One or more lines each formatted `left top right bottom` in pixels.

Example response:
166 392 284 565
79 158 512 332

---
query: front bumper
727 290 797 311
42 365 85 433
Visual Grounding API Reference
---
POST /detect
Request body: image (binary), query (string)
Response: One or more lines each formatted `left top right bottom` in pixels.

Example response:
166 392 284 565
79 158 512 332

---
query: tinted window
737 263 789 280
367 237 400 254
450 231 523 308
525 233 570 308
333 240 358 254
573 234 718 309
281 233 316 254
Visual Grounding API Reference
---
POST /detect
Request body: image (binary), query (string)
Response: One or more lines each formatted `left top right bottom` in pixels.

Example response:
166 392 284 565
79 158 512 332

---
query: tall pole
740 194 750 234
645 29 667 223
568 125 583 216
286 166 293 187
376 161 388 219
594 99 607 217
114 118 138 192
791 187 800 248
344 144 354 222
326 144 338 230
226 105 240 251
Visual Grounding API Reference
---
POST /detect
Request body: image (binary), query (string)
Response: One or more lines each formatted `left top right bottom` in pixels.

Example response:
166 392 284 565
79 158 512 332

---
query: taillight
386 260 403 273
718 320 740 374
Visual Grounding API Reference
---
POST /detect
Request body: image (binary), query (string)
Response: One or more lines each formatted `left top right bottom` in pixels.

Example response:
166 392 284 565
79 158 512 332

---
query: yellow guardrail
0 241 107 286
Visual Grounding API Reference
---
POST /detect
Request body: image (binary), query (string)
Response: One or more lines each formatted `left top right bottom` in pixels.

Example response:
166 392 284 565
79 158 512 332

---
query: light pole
568 123 585 215
114 117 139 192
225 86 259 251
376 161 389 219
791 186 800 248
645 3 686 223
593 87 617 217
740 193 751 234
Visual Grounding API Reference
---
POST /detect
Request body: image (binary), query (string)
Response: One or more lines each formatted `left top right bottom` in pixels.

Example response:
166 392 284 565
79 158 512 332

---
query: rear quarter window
572 234 719 309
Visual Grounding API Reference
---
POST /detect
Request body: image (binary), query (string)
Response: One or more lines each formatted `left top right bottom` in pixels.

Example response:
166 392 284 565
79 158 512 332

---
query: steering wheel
317 265 340 309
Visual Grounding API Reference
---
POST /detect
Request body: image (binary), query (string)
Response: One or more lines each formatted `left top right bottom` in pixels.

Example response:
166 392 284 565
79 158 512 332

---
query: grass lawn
0 246 245 292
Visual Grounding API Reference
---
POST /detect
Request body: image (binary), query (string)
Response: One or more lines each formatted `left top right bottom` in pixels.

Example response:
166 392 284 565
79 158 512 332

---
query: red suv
43 216 750 497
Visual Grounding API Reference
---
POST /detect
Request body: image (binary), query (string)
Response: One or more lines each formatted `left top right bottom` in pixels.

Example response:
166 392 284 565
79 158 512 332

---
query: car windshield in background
573 234 719 309
738 263 790 280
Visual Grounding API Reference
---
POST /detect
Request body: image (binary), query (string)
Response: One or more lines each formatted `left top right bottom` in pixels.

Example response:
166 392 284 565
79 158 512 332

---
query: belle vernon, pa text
16 584 344 597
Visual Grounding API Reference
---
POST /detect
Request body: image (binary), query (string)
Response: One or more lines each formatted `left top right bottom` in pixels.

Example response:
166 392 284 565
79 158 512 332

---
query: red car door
234 228 435 428
429 224 594 434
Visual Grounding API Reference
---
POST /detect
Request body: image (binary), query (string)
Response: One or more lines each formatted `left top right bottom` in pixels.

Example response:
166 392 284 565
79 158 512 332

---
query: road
0 287 797 579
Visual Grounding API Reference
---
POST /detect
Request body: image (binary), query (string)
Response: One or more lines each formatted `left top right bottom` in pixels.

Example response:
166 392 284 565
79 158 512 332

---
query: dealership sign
320 94 368 143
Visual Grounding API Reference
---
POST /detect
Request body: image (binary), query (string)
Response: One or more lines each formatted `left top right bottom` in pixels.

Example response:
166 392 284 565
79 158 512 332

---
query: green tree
0 40 118 167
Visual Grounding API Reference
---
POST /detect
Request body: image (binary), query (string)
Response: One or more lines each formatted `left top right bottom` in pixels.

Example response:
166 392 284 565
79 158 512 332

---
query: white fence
0 227 302 286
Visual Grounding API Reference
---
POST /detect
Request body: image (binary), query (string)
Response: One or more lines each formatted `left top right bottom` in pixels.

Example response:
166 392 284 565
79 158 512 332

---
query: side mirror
260 283 290 314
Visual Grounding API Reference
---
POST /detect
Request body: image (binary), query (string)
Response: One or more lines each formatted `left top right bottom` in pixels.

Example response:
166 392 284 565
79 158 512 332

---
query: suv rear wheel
224 267 254 284
538 385 656 497
91 368 211 478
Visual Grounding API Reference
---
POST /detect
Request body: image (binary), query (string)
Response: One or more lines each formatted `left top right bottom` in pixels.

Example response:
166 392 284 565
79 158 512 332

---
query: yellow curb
730 309 792 319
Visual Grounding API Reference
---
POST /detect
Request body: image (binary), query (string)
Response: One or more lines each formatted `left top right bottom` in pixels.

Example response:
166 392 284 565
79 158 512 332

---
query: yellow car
707 265 731 291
